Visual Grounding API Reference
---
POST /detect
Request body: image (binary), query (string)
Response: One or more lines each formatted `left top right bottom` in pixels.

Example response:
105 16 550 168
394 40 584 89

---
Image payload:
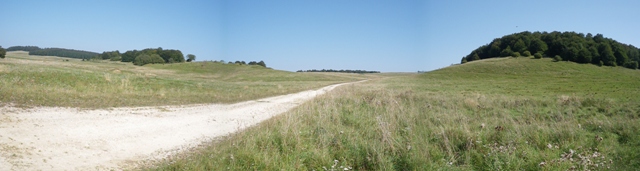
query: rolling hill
147 57 639 170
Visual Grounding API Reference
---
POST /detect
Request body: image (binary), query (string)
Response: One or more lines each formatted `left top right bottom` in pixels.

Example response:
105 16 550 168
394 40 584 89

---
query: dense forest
461 31 640 69
6 46 100 59
297 69 380 74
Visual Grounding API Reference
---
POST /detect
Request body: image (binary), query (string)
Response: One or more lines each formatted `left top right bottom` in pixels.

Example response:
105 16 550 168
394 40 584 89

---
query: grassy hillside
145 57 640 170
0 51 368 108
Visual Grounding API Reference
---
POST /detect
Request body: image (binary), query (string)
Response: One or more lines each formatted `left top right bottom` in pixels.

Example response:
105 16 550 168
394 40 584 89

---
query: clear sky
1 0 639 72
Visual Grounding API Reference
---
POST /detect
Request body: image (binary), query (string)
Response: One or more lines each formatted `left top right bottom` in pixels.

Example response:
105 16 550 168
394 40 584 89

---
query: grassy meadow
0 51 369 108
146 57 640 170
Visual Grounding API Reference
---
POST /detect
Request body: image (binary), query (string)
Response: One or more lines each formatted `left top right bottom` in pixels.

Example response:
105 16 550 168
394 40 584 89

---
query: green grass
145 57 640 170
0 51 369 108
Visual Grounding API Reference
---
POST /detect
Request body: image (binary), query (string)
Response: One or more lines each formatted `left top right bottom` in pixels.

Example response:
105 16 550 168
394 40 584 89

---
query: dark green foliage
461 31 640 70
121 50 138 62
133 54 165 66
522 51 531 57
553 55 562 62
529 39 548 55
599 43 616 66
470 53 480 61
186 54 196 62
624 61 639 69
0 46 6 58
461 57 468 64
500 46 513 57
159 49 184 63
121 48 185 64
246 61 266 67
297 69 380 73
577 48 592 63
6 46 42 52
612 44 629 66
95 50 121 60
512 52 520 57
534 52 543 59
257 61 266 67
28 48 99 59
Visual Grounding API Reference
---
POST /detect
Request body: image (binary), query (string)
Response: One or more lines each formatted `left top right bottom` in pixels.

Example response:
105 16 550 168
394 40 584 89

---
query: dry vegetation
145 57 640 170
0 51 370 108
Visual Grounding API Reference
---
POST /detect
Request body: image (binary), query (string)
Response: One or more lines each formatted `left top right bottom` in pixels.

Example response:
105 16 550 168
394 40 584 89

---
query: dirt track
0 82 354 170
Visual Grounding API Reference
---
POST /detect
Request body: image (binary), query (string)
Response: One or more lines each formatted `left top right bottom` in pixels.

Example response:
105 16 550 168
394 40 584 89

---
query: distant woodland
7 46 99 59
297 69 380 73
462 31 640 69
5 46 269 67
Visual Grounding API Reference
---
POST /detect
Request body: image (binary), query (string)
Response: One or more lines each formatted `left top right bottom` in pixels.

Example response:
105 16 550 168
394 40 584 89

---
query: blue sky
1 0 639 72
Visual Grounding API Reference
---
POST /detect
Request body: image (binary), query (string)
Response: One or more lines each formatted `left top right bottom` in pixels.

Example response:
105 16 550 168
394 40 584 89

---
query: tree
0 46 6 59
186 54 196 62
599 43 616 66
576 48 592 64
522 51 531 57
589 46 601 65
159 49 185 63
471 53 480 61
133 54 165 66
612 44 628 66
513 39 527 53
500 46 513 57
257 60 266 67
562 47 579 62
489 43 502 57
534 52 543 59
529 39 548 55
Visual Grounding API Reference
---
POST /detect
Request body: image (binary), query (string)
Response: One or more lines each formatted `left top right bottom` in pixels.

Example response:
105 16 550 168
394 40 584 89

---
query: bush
534 52 543 59
0 46 5 59
522 51 531 57
624 61 638 69
133 54 165 66
553 55 562 62
512 52 521 57
110 56 122 61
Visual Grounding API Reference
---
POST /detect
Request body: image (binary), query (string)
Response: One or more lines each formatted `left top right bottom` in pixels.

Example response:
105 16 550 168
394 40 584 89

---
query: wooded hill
297 69 380 73
6 46 99 59
461 31 640 69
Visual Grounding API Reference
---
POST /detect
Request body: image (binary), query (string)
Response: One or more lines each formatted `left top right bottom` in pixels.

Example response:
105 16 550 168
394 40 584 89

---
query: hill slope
433 57 640 101
0 51 366 108
146 57 639 170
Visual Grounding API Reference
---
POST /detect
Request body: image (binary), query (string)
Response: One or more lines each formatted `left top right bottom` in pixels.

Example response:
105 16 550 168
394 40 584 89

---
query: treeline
297 69 380 73
462 31 640 69
230 60 267 67
93 48 187 66
6 46 42 52
7 46 100 59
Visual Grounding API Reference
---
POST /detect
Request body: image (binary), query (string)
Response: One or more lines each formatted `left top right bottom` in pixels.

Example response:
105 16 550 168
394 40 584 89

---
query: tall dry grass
145 58 640 170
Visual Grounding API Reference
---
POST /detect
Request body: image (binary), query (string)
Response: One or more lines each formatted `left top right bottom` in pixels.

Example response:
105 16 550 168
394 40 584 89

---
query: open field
147 57 640 170
0 51 371 108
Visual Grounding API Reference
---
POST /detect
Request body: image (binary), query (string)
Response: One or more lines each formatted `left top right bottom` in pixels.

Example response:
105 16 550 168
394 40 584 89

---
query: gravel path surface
0 82 355 170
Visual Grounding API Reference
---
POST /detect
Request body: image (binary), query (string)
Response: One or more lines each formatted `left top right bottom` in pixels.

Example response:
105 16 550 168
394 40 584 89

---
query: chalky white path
0 82 356 170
